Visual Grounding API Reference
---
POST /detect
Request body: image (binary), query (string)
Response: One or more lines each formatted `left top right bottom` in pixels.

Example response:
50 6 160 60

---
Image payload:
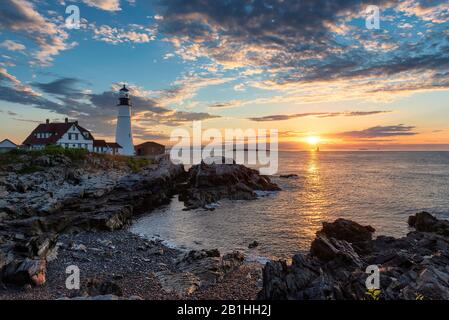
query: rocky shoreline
2 150 449 300
259 212 449 300
0 151 276 299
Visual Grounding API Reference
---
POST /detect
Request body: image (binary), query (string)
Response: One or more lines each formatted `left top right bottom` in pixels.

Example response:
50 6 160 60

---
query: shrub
17 165 42 175
43 144 88 161
127 157 151 172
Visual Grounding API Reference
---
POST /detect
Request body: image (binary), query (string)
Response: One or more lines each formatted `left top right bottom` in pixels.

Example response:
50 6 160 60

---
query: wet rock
280 174 298 179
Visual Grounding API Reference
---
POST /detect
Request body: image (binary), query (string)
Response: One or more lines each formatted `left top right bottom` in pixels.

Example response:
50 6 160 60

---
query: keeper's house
0 139 18 153
22 118 122 155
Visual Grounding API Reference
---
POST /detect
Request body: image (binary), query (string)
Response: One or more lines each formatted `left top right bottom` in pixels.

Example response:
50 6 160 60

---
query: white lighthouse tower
115 85 135 156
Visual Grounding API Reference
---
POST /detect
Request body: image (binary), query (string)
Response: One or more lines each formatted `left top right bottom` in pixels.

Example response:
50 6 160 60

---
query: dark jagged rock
280 174 298 179
180 161 280 210
408 211 449 236
1 259 46 286
260 213 449 300
319 219 375 243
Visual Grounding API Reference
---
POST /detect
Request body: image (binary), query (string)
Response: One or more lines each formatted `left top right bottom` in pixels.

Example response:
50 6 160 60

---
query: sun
306 136 321 146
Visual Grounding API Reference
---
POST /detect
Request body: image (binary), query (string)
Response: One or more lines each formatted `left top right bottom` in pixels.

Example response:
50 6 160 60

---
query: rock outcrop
180 161 280 210
259 212 449 300
0 153 185 286
154 249 245 296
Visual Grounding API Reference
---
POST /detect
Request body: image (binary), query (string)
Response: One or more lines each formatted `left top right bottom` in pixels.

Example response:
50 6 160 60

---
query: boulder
408 212 449 236
319 219 375 243
2 259 46 286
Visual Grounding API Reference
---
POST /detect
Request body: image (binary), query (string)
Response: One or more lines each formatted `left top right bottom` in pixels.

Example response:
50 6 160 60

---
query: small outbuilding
0 139 18 153
135 141 165 157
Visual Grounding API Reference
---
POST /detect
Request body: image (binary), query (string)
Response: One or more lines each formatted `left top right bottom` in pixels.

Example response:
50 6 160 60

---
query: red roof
93 140 108 148
106 142 122 149
22 121 94 146
135 141 165 149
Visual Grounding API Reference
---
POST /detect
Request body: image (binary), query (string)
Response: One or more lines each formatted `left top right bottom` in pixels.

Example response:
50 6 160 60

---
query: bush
127 157 151 172
17 165 42 175
43 144 88 161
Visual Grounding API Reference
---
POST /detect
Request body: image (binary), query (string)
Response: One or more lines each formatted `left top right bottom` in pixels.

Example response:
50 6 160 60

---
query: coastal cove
1 149 449 300
131 151 449 260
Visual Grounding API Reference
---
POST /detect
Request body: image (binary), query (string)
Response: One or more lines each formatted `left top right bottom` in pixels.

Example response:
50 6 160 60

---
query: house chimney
46 119 50 124
65 118 68 123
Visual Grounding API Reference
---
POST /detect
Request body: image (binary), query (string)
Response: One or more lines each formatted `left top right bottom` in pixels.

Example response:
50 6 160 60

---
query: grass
0 145 88 169
127 157 152 172
0 145 152 173
17 165 43 175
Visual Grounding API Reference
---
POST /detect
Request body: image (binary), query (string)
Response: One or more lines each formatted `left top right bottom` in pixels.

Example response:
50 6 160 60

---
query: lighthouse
115 85 135 156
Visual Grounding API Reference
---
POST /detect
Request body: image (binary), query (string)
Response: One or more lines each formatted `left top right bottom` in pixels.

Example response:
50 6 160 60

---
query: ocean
130 151 449 261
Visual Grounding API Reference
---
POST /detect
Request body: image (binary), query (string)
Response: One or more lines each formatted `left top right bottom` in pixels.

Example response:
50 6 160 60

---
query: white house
0 139 18 153
23 118 95 151
22 118 122 155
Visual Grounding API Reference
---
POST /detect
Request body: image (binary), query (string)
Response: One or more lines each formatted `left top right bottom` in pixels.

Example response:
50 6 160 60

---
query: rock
248 241 259 249
0 211 9 222
408 212 449 236
71 244 87 252
259 213 449 300
280 174 298 179
2 259 46 286
155 249 245 296
180 161 280 209
319 219 375 243
310 235 363 267
86 278 123 297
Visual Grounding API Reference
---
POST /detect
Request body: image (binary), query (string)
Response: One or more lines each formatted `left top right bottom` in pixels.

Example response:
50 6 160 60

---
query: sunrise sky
0 0 448 150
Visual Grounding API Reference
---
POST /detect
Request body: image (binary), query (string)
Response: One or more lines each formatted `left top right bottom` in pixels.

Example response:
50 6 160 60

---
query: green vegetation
42 145 88 161
0 149 27 167
0 145 88 169
127 157 152 172
17 165 43 175
0 146 151 174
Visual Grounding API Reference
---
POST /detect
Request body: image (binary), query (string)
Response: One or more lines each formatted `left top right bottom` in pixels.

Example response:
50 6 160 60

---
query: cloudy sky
0 0 448 150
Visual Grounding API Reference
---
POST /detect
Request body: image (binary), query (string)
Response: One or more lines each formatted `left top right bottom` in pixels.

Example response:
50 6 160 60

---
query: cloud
33 78 86 98
156 0 449 102
334 124 418 139
0 0 75 65
0 40 26 51
2 75 220 138
208 100 243 109
249 111 391 122
82 0 121 11
90 23 157 44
